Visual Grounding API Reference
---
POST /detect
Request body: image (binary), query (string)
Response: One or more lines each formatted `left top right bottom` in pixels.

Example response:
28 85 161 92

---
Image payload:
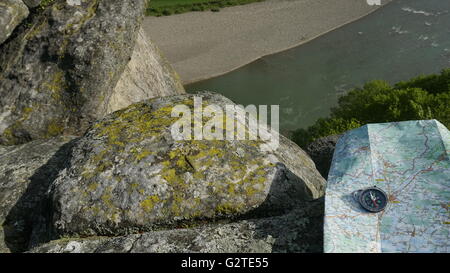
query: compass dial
357 187 388 213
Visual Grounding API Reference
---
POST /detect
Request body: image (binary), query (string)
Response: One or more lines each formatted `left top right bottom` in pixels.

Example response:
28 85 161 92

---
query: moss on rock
49 93 325 238
0 0 147 145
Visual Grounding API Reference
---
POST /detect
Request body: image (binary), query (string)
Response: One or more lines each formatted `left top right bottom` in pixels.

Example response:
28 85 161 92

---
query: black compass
353 187 388 213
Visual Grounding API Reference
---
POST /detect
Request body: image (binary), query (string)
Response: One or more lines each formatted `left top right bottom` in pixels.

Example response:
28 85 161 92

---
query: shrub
395 69 450 95
291 69 450 148
162 9 173 16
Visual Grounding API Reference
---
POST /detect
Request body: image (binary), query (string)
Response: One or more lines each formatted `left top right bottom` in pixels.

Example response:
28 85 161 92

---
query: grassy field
146 0 265 16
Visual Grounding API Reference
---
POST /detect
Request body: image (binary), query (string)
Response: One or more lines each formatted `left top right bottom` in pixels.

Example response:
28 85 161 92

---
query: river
186 0 450 131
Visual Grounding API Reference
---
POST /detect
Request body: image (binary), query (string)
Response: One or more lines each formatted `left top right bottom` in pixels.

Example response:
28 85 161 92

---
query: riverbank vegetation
291 69 450 148
146 0 264 16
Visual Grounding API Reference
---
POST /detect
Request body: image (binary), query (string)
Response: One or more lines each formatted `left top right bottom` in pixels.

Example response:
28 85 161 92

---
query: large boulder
0 92 325 253
0 0 147 145
0 0 29 45
49 92 326 238
0 136 77 252
30 198 324 253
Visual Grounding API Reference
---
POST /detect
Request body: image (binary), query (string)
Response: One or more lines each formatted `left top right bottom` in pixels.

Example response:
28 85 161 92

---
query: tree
291 69 450 148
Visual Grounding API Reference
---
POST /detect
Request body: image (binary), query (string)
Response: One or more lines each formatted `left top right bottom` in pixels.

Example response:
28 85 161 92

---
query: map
324 120 450 253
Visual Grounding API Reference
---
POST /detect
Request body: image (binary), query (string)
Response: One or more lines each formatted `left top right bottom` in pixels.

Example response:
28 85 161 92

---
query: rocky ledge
0 93 326 253
0 0 184 146
0 0 326 253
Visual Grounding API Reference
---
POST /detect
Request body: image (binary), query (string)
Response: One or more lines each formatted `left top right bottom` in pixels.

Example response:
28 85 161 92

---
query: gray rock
22 0 41 8
0 136 77 252
0 0 146 145
277 133 325 197
306 135 340 179
107 27 185 114
29 199 324 253
49 92 326 238
0 0 29 45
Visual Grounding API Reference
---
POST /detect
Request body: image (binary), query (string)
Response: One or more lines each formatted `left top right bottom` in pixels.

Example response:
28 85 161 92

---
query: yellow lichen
216 202 244 215
140 195 160 213
75 97 272 225
42 71 66 101
87 183 99 192
101 187 114 209
1 105 36 144
133 148 153 162
46 120 64 137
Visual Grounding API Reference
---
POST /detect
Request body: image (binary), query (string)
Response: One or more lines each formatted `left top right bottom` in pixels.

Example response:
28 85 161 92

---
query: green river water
186 0 450 131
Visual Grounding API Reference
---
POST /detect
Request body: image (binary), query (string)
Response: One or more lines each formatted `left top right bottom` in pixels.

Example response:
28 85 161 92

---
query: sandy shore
143 0 392 85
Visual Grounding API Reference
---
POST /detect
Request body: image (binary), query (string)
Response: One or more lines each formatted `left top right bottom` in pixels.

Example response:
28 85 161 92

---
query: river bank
185 0 450 131
143 0 392 84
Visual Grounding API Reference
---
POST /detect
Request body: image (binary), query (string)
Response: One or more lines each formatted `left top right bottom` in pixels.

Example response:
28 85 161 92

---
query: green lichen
140 195 161 213
89 206 101 216
52 0 100 57
81 170 95 180
100 186 115 210
1 105 36 145
93 102 177 148
25 19 47 40
22 107 33 115
156 137 271 220
87 183 99 192
2 125 18 145
130 148 153 162
46 120 64 137
39 0 56 9
101 193 111 207
215 202 245 215
75 97 274 228
161 169 186 189
42 71 66 101
227 184 236 195
128 183 145 195
79 101 183 181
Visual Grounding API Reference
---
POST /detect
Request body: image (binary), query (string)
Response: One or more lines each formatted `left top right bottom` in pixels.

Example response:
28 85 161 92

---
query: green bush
291 69 450 148
395 69 450 95
162 9 173 16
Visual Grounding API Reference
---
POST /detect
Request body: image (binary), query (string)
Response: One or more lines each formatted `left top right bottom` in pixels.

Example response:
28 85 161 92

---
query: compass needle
356 187 388 213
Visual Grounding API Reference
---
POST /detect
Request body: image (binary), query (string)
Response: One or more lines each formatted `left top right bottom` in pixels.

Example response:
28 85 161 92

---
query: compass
353 187 388 213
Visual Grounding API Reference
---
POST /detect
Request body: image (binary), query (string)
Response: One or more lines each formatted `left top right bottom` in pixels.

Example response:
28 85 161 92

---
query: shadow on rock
2 138 78 252
241 164 324 253
18 146 325 253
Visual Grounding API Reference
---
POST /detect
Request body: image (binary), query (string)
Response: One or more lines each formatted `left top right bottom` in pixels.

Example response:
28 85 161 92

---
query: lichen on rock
0 135 78 252
0 0 327 254
49 92 326 238
29 198 324 253
0 0 150 145
0 0 29 45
